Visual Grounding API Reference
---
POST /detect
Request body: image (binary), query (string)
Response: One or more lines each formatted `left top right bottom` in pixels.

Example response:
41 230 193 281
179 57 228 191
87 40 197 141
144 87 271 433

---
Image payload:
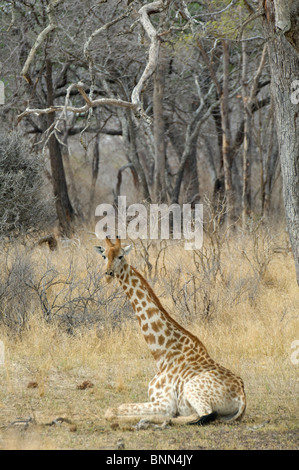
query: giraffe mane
130 266 207 353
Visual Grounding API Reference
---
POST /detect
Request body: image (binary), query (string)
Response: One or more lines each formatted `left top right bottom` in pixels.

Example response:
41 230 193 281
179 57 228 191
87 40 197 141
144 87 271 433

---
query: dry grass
0 227 298 450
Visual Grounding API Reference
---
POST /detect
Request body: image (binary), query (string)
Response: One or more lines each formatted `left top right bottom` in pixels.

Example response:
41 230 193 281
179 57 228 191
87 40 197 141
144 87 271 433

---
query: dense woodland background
0 0 299 277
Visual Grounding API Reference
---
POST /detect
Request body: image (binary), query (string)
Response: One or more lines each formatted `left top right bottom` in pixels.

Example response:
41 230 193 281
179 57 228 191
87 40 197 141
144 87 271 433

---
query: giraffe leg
105 400 173 424
183 378 218 425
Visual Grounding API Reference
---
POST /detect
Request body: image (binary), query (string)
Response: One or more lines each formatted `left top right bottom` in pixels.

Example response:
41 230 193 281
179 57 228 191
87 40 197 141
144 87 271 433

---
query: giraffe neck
116 261 209 368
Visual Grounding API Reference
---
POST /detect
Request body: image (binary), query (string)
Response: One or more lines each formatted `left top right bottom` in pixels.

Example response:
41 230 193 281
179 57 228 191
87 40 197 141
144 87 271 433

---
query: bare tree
45 58 75 236
241 43 267 226
1 0 293 256
259 0 299 284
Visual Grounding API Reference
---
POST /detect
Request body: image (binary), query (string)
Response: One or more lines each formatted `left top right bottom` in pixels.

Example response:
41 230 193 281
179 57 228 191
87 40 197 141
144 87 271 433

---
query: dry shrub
149 214 287 324
0 214 295 341
0 240 134 333
0 131 55 239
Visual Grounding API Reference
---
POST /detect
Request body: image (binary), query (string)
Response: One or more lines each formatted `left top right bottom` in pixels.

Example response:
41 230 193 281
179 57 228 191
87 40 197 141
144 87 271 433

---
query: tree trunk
210 104 225 205
261 103 279 216
241 41 252 226
127 112 151 202
88 133 100 221
183 139 200 207
220 40 234 222
167 124 200 206
153 50 167 202
46 59 74 237
260 0 299 284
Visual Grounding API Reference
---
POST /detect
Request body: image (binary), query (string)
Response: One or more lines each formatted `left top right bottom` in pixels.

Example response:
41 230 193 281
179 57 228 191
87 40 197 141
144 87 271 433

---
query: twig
237 9 264 41
194 0 239 18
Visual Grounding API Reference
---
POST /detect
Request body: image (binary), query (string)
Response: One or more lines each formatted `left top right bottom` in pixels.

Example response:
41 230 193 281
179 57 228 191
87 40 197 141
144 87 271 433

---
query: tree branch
17 82 134 123
195 0 239 17
237 9 264 41
21 0 65 84
83 6 135 103
18 0 171 126
131 1 171 114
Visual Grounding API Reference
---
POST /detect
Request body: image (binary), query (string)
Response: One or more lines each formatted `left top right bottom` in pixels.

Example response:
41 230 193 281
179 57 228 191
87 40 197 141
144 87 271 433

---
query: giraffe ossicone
95 237 246 426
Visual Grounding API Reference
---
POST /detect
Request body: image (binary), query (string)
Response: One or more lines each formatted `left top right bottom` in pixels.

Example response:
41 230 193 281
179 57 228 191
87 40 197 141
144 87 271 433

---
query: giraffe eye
102 255 106 260
118 255 123 260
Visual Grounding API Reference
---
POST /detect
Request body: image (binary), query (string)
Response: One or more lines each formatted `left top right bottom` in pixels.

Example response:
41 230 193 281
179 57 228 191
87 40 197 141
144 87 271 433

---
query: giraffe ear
95 246 105 256
123 245 132 256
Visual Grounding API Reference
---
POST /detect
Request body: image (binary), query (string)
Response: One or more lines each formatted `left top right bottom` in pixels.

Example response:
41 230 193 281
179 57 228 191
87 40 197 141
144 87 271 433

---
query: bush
0 131 55 238
0 243 134 333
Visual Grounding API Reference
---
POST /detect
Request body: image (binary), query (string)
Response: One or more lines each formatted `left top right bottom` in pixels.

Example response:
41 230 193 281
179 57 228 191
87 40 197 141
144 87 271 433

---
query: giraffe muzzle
105 270 114 282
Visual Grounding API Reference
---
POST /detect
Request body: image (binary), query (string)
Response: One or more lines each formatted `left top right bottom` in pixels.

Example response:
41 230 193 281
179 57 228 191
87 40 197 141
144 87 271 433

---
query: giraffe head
95 236 132 283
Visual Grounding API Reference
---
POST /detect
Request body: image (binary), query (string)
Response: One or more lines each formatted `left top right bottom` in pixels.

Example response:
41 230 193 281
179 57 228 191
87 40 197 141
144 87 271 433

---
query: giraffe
95 237 246 425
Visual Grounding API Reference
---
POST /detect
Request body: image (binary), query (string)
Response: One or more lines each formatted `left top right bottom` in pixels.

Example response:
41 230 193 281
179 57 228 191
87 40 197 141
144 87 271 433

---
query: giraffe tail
187 411 218 426
187 399 246 425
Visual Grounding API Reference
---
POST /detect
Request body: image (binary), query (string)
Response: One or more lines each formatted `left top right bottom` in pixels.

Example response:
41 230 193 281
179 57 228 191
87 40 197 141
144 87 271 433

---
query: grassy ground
0 228 298 450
